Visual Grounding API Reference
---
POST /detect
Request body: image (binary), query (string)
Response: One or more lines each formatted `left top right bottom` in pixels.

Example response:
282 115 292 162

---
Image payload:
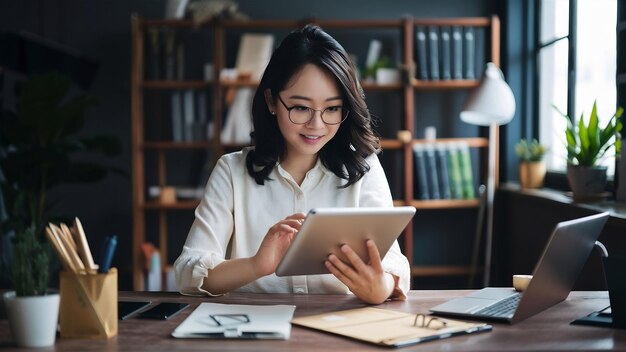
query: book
147 26 161 80
365 39 382 80
235 33 274 81
172 303 296 339
440 26 451 80
458 142 475 199
435 143 452 199
221 87 254 144
463 27 475 79
170 91 183 142
195 90 208 141
163 29 177 80
182 89 195 141
447 143 464 199
451 25 463 80
415 26 429 80
428 26 440 80
424 144 440 199
148 185 204 199
412 144 430 200
291 307 492 347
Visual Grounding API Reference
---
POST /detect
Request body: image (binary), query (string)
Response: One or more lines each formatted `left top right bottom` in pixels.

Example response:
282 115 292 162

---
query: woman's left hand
325 239 395 305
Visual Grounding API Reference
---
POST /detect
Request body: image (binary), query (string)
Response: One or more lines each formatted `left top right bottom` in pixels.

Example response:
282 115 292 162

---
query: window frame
532 0 620 190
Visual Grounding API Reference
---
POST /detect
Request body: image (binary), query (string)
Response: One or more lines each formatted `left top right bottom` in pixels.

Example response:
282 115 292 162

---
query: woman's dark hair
246 24 380 188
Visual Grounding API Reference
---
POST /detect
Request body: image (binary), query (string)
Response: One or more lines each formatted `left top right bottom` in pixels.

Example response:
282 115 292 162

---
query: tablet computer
275 206 416 277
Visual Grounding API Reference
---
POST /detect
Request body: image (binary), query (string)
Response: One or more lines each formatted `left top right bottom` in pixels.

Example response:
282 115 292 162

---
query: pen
98 235 117 273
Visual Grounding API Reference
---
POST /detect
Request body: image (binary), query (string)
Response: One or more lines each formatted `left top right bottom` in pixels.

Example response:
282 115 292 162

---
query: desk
1 290 624 351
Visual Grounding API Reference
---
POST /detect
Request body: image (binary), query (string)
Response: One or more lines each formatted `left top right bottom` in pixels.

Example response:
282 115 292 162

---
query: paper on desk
171 303 296 339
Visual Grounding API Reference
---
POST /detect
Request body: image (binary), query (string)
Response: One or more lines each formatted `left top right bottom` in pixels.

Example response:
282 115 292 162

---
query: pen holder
59 268 118 339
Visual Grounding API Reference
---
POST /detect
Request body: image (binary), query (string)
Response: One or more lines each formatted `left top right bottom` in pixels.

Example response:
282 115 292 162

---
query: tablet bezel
275 206 416 277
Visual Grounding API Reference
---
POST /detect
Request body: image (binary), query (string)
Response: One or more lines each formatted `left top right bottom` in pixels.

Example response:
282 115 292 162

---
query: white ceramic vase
3 291 60 348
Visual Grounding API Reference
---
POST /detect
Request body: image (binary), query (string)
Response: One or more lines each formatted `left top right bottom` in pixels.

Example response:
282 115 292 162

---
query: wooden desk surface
1 290 624 351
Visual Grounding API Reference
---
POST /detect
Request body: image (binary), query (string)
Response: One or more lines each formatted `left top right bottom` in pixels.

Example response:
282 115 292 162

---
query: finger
271 223 297 235
325 260 354 287
366 240 383 272
281 219 304 230
285 212 307 220
327 253 358 280
340 244 369 273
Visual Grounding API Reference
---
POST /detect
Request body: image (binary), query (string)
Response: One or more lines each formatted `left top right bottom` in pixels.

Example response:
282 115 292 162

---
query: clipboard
291 307 492 347
171 303 296 339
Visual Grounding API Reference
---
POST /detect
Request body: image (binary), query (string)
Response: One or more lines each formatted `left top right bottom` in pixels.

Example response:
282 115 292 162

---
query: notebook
291 307 491 347
172 303 295 339
430 212 609 324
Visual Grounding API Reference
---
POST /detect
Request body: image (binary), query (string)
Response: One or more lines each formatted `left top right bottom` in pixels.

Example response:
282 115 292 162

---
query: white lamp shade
460 62 516 126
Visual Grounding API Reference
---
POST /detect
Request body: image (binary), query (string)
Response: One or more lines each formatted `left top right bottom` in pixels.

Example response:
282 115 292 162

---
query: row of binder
413 142 475 201
415 25 484 81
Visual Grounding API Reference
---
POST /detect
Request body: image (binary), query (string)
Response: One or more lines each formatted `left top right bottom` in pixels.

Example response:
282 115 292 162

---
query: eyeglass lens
278 95 348 125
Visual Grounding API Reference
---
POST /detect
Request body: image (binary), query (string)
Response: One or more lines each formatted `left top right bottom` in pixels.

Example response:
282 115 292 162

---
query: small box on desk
59 268 118 339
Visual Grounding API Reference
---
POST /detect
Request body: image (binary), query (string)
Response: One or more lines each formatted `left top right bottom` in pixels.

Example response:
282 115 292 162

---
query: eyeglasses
277 95 349 125
208 314 250 327
413 314 448 330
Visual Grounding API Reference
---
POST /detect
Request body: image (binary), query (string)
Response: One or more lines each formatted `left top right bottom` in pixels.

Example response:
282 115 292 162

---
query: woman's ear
264 89 276 115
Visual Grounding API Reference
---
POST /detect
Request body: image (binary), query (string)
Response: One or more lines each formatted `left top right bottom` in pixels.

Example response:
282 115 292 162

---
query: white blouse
174 147 410 297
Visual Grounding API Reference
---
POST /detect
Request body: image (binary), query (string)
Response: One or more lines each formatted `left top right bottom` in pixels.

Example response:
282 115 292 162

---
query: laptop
430 212 609 324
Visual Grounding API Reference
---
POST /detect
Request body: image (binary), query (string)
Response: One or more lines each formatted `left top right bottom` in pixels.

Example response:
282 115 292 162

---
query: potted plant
0 72 121 347
555 100 623 199
515 139 547 188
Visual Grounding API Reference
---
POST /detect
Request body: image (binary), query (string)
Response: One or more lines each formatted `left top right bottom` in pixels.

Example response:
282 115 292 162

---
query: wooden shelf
412 137 489 148
144 200 200 210
218 19 403 29
380 139 404 149
414 17 491 27
131 14 501 290
140 18 201 27
220 79 404 91
413 80 480 89
411 265 482 277
409 199 480 209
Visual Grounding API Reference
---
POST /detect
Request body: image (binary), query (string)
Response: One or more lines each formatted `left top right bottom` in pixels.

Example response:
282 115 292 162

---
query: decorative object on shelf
460 62 515 286
165 0 190 19
515 139 547 189
554 100 623 199
189 0 249 24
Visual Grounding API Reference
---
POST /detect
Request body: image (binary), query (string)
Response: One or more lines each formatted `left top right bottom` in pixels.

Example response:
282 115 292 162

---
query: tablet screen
275 206 415 277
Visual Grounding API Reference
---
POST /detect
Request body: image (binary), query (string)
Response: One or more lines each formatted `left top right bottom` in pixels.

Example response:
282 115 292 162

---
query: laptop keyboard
475 293 521 318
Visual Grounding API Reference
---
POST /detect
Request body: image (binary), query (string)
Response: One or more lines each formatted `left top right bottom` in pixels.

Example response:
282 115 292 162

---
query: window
538 0 618 175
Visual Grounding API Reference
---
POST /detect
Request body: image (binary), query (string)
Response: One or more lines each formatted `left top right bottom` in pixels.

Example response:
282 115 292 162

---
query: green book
446 143 463 199
458 142 475 199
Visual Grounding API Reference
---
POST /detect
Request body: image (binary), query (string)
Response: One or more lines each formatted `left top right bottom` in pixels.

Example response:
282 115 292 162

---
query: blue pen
98 235 117 273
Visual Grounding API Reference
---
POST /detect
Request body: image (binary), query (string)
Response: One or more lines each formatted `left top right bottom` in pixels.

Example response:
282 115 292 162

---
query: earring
270 111 276 115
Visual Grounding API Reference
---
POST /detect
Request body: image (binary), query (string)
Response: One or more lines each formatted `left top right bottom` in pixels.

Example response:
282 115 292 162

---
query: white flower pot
3 291 60 348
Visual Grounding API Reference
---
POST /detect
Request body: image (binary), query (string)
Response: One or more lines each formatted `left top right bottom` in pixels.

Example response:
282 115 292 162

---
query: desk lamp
460 62 515 286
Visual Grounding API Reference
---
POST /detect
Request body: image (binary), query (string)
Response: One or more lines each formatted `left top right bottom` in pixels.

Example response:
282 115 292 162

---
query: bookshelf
130 14 500 290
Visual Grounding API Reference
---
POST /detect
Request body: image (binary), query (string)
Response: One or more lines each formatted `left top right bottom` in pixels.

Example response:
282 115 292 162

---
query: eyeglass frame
276 94 349 125
208 314 250 327
413 314 448 330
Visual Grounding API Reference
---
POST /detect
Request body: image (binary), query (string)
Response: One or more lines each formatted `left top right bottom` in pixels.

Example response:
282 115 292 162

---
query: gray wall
0 0 495 289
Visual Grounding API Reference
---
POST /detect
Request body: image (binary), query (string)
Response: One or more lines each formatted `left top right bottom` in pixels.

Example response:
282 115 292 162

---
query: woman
174 25 410 304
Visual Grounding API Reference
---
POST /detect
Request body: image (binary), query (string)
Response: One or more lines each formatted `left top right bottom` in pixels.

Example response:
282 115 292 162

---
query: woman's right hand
252 212 307 277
